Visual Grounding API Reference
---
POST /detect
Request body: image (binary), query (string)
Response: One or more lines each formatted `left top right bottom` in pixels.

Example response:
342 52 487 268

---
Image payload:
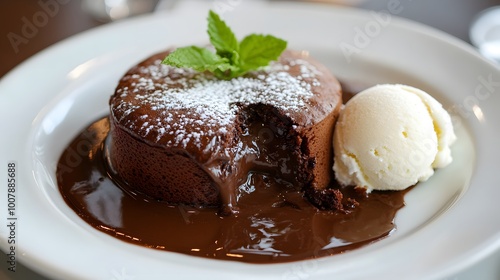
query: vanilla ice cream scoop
333 84 456 192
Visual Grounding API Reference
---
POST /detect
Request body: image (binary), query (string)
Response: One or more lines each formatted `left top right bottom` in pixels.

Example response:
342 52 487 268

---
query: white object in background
470 6 500 65
155 0 268 14
82 0 158 21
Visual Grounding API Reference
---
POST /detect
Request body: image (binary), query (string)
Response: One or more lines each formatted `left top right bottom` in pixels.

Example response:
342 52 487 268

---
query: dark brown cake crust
108 49 342 210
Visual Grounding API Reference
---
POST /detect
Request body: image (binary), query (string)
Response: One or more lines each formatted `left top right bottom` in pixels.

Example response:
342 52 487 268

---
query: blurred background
1 0 500 78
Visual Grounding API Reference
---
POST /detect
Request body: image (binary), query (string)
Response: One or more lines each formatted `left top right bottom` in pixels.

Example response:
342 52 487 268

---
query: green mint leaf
207 10 239 62
162 11 288 80
162 46 235 75
238 34 287 71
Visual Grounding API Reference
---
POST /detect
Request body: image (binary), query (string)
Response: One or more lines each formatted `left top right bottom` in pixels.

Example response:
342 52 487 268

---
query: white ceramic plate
1 2 499 279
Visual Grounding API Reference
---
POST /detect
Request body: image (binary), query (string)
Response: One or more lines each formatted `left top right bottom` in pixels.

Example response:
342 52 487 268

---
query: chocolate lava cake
108 49 342 212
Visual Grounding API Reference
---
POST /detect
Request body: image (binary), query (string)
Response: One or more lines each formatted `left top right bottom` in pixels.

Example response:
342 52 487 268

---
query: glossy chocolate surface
57 116 407 263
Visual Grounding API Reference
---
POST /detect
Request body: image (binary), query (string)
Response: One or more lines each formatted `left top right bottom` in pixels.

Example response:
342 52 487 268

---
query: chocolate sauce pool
57 116 407 264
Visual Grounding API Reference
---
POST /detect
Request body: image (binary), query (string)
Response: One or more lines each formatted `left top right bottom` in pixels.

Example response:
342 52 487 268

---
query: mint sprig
162 10 287 80
207 10 239 62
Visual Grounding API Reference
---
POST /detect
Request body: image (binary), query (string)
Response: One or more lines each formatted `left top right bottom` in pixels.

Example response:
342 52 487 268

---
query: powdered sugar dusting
112 56 322 149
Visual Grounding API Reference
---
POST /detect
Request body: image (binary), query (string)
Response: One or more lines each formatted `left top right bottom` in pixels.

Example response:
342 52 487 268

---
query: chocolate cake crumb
345 197 360 209
305 188 344 211
305 187 361 213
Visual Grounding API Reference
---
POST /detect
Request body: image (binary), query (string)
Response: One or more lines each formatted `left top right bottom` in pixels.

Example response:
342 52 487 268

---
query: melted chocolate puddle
57 117 407 263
